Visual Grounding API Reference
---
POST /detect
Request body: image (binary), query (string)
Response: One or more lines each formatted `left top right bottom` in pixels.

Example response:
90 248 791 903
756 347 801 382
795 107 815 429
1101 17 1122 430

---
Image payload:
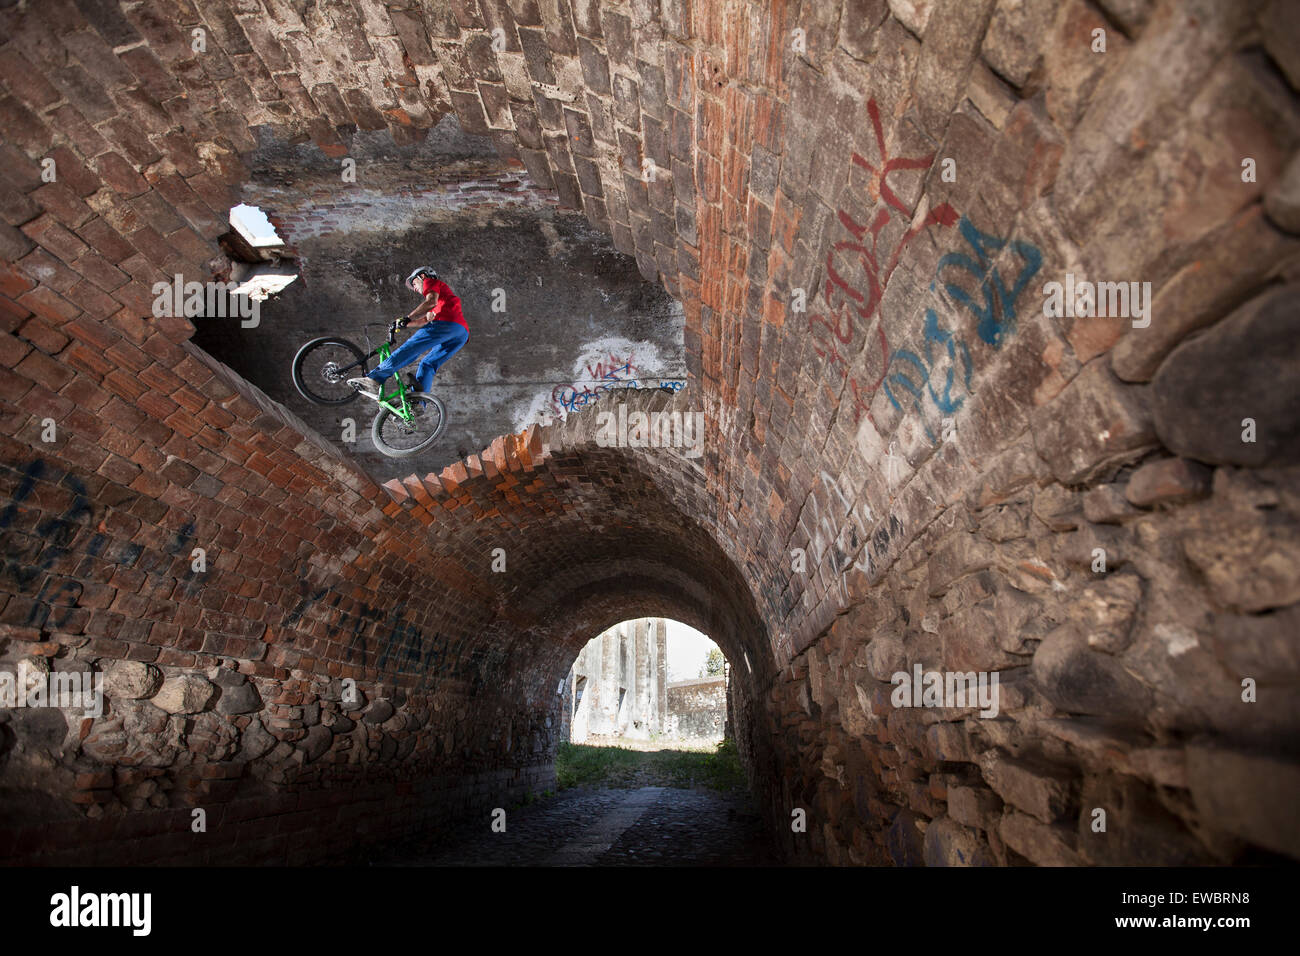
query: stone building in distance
561 619 727 745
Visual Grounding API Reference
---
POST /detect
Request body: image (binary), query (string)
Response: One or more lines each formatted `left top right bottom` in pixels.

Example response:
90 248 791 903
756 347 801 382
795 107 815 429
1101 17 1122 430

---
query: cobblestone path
367 786 782 866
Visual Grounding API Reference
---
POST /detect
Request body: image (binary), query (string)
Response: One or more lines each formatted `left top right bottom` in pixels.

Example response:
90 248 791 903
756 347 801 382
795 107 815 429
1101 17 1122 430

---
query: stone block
923 815 995 866
863 636 905 682
102 660 162 699
1182 511 1300 613
1265 151 1300 234
152 674 216 714
981 0 1056 87
1260 0 1300 91
299 724 334 763
1031 360 1156 484
1077 774 1215 865
362 698 395 724
1186 747 1300 861
926 533 997 598
1031 624 1151 719
1081 483 1141 523
1050 573 1132 652
1125 457 1211 507
948 784 1002 829
1151 283 1300 468
1000 810 1083 865
978 749 1075 823
912 0 997 137
215 671 263 715
926 721 973 762
886 808 926 866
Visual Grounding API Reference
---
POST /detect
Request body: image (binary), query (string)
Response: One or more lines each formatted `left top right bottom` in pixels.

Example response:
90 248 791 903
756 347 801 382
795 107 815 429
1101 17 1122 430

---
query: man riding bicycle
348 266 468 401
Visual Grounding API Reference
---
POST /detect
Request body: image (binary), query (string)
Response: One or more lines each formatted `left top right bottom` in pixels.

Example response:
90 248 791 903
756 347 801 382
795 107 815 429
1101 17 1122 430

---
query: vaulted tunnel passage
1 0 1299 870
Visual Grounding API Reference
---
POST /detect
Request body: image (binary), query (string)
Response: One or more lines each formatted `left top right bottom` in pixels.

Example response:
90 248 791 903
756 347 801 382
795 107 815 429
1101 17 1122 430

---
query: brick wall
2 0 1299 865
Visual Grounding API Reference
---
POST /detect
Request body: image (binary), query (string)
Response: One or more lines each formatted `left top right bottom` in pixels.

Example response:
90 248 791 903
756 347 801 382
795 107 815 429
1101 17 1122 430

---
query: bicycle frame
333 324 417 423
373 338 416 423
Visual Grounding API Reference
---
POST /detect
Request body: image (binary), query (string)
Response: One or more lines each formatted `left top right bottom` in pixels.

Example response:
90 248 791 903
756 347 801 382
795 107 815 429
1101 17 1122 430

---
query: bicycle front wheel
371 395 448 458
292 337 368 405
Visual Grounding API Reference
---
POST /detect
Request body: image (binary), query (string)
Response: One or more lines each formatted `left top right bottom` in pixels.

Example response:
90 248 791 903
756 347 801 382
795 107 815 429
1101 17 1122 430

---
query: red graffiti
551 355 638 414
585 355 635 381
807 98 958 424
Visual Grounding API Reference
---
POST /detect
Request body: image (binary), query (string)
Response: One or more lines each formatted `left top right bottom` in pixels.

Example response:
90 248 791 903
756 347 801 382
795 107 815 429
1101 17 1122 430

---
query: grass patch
556 738 747 792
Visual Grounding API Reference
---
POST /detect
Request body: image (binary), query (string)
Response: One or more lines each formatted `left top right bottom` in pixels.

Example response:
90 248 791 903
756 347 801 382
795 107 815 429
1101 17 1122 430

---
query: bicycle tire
371 395 448 458
292 337 368 405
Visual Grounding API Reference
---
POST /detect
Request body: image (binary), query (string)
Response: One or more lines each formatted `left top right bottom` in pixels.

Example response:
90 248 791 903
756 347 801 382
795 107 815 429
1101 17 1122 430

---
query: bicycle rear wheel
292 337 368 405
371 395 447 458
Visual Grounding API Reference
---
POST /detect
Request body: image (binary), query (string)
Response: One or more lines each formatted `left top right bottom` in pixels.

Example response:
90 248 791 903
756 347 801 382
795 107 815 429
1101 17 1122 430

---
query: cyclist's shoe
347 377 381 400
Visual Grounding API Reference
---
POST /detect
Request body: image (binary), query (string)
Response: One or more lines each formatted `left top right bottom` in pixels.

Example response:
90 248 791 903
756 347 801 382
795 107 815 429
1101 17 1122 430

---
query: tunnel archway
0 0 1297 869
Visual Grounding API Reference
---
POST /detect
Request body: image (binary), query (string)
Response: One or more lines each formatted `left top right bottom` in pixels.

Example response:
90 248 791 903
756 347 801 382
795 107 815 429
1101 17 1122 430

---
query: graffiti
0 458 497 688
797 465 911 609
801 470 880 605
586 354 635 382
1 460 93 628
807 98 959 425
883 217 1043 443
550 353 639 414
280 565 506 689
871 514 906 560
546 359 685 415
0 460 208 629
804 99 1044 442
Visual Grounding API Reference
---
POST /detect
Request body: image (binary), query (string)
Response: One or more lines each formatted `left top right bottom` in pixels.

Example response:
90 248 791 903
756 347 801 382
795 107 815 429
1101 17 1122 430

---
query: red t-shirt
422 276 467 330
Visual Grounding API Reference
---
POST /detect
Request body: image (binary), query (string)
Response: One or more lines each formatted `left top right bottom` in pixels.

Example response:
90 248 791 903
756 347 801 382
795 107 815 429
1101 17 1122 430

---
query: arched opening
561 617 728 748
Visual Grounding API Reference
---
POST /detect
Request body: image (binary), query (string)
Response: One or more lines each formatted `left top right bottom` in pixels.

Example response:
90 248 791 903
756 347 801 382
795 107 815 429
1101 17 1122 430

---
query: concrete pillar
655 619 668 735
646 622 659 734
616 625 630 733
597 626 618 734
632 618 649 738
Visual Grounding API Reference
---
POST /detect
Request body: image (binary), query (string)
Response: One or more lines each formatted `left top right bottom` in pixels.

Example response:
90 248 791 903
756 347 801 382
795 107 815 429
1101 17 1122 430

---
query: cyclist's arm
404 292 440 326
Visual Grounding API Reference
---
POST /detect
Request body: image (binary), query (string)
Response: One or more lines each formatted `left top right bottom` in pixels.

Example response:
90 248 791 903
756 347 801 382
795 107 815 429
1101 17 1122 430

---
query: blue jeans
367 321 468 392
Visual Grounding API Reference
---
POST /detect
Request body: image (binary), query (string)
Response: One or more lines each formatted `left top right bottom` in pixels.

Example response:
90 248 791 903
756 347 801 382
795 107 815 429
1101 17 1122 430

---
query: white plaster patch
510 335 685 430
1155 623 1199 657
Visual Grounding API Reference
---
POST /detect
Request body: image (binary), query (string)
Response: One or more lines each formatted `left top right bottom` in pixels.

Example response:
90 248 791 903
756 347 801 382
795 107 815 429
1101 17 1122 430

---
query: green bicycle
291 320 448 458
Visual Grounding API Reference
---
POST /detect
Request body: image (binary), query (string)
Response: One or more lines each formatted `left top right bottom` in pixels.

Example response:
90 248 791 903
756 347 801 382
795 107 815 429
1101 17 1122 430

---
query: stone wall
1 0 1298 866
665 675 725 741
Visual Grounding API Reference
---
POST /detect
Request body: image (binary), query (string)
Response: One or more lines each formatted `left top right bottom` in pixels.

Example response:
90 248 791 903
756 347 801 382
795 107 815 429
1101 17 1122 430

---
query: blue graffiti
884 217 1042 442
934 217 1043 348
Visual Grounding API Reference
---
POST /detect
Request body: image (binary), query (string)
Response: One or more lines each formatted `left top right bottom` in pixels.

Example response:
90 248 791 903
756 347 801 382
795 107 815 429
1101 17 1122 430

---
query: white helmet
406 266 437 290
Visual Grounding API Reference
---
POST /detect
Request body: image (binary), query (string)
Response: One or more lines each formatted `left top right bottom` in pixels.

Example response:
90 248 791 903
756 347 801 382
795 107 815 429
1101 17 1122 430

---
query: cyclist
348 266 468 401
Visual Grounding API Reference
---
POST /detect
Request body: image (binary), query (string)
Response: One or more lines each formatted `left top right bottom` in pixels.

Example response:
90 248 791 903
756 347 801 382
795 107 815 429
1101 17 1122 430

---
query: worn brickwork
2 0 1299 865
